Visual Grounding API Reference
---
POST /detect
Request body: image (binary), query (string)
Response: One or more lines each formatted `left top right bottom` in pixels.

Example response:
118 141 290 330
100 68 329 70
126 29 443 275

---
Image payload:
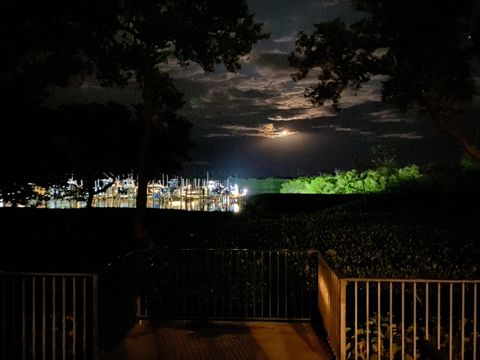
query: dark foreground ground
1 190 479 278
103 321 333 360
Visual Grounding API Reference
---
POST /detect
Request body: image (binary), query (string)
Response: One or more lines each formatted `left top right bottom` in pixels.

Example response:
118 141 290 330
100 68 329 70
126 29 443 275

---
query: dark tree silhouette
0 0 119 203
93 0 267 246
47 104 135 208
1 0 266 247
47 101 191 209
290 0 480 164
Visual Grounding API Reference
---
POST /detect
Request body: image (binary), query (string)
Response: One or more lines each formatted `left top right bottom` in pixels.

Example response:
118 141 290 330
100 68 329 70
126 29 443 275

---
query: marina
26 175 248 212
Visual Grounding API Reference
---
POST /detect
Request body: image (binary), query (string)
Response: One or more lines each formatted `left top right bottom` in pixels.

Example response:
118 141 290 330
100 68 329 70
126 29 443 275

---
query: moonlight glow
261 124 297 138
279 130 294 137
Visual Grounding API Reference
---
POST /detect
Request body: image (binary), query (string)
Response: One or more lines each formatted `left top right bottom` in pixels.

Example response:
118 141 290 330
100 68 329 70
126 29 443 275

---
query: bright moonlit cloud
260 123 297 138
214 123 297 138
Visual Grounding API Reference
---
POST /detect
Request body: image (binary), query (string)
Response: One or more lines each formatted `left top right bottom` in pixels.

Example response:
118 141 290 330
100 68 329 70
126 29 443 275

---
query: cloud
317 0 340 7
379 132 424 140
273 33 296 43
258 123 297 138
205 133 234 138
255 52 293 74
313 124 374 136
370 109 405 123
210 123 298 138
176 59 393 140
268 111 330 121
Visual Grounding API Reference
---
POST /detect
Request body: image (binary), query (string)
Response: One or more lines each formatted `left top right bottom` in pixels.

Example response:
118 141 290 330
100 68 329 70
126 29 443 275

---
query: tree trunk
448 130 480 165
86 176 95 209
134 67 155 249
422 98 480 166
434 109 480 166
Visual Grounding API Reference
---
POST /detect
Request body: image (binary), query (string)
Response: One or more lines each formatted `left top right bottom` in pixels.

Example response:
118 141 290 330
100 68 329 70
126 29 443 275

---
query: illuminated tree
290 0 480 164
279 165 423 194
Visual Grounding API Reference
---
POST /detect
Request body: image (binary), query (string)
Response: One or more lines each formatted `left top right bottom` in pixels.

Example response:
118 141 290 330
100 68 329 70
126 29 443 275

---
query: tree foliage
290 0 480 163
0 0 120 202
0 0 118 106
1 1 266 219
97 0 268 214
92 0 267 246
280 165 423 194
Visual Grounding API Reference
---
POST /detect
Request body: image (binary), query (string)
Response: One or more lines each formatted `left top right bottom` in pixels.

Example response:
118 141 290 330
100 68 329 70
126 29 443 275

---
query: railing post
92 274 99 360
135 252 142 319
339 279 347 360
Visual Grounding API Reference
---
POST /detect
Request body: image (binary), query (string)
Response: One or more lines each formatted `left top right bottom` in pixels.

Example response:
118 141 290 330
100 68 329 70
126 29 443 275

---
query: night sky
48 0 467 178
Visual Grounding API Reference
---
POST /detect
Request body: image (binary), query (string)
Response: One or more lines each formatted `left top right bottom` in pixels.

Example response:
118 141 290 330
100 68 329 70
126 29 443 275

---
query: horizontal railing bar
319 256 480 283
137 315 312 322
0 272 97 277
345 278 480 283
140 248 319 253
2 273 477 284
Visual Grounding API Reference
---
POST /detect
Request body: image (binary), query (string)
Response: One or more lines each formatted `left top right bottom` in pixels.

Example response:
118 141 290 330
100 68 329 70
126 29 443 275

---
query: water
39 197 241 212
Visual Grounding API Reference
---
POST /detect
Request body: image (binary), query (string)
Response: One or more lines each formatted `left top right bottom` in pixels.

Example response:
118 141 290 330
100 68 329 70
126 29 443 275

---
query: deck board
104 320 333 360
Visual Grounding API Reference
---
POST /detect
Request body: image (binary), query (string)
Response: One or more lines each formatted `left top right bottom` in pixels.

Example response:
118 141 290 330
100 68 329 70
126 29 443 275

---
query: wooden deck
104 320 333 360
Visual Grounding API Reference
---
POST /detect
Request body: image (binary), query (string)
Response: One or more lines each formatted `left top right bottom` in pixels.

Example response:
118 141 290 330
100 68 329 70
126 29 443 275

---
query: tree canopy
0 0 120 200
96 0 268 209
2 0 267 248
289 0 480 163
1 0 267 214
99 0 267 245
280 165 423 194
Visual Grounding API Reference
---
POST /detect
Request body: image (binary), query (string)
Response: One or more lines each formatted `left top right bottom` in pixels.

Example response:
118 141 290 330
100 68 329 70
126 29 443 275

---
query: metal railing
99 253 139 354
0 258 139 360
137 249 318 320
318 257 347 359
0 272 99 360
318 257 480 360
0 249 317 358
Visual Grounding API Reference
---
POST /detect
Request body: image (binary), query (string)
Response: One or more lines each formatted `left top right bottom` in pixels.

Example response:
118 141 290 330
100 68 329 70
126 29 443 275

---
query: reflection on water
44 197 241 212
17 175 246 212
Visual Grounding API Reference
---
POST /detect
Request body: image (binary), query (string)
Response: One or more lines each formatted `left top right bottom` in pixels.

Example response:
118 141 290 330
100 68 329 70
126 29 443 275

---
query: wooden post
339 279 347 360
